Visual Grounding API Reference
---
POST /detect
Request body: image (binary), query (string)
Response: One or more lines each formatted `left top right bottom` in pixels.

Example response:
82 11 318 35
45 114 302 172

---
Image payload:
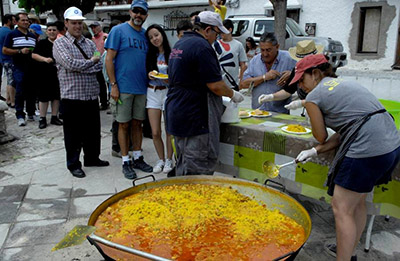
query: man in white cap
53 6 109 178
105 0 153 180
165 11 244 176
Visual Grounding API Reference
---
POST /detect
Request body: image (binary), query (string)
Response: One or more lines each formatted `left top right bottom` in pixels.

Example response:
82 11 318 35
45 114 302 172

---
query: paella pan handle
86 235 115 261
88 233 171 261
272 251 295 261
264 179 286 192
132 174 156 187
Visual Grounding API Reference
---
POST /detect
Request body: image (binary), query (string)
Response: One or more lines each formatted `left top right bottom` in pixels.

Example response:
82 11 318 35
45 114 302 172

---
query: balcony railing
96 0 132 6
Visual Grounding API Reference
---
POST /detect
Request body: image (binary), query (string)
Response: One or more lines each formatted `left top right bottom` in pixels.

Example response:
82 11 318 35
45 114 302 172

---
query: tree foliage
270 0 287 49
14 0 98 19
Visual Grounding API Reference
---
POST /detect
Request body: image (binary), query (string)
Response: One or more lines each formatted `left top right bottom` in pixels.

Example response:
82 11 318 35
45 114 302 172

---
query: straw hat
289 40 324 61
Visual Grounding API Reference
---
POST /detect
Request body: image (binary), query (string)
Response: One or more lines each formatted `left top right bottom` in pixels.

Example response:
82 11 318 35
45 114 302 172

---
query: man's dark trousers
13 67 36 119
62 99 101 171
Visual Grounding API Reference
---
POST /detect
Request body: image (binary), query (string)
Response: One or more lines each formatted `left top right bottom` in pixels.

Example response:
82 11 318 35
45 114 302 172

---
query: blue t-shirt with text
105 23 148 94
165 31 222 137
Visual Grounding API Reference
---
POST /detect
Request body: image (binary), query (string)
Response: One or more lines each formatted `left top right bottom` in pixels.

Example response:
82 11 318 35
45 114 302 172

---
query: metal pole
0 0 5 24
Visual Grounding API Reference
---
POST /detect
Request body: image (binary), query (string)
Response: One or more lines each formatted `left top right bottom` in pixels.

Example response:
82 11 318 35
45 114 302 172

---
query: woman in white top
145 24 174 174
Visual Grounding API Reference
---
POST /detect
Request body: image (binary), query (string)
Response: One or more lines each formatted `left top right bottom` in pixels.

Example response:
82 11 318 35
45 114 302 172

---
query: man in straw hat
258 40 324 110
53 6 109 178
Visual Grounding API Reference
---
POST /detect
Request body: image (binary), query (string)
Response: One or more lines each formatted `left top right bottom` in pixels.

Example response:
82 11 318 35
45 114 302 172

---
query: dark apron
326 109 387 196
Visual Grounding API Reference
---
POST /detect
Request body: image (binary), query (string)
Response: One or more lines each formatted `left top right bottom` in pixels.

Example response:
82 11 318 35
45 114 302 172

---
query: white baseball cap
64 6 86 20
198 11 229 34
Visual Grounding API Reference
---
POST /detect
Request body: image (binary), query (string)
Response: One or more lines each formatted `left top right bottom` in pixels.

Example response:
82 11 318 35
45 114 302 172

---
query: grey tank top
306 77 400 158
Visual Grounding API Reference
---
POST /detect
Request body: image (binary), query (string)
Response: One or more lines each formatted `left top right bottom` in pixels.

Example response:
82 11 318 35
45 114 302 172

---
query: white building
92 0 400 71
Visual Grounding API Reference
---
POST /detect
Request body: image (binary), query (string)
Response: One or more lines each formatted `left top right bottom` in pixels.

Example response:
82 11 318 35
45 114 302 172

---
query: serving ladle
262 160 297 178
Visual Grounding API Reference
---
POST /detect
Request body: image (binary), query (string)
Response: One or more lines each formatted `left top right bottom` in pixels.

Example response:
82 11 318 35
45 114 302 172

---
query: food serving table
217 110 400 220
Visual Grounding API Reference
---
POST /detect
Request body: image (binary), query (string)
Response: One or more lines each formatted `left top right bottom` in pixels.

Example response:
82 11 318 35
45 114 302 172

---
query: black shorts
335 146 400 193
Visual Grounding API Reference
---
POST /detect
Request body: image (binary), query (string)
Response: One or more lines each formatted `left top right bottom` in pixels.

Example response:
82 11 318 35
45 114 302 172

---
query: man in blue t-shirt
165 11 244 176
0 14 16 105
3 12 37 127
105 0 153 179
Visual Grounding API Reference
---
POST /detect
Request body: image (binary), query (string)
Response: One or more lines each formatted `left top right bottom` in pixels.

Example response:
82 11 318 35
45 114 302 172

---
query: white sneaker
18 118 26 126
153 159 164 173
163 159 173 173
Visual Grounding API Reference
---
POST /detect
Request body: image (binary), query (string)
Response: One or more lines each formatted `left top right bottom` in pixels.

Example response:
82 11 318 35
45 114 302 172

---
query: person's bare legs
353 193 368 254
118 122 130 157
166 132 173 159
51 100 60 116
148 108 165 160
131 119 143 151
6 85 15 106
332 185 366 261
39 101 49 117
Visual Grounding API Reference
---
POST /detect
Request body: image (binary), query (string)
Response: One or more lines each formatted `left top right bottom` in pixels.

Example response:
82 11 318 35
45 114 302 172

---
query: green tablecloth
218 111 400 219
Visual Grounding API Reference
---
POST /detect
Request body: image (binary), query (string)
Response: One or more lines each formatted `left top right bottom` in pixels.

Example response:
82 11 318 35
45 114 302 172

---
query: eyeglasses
210 27 220 35
132 8 147 15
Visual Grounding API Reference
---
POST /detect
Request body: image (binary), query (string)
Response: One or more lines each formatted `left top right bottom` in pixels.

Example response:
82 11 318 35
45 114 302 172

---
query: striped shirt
53 32 102 100
3 28 36 69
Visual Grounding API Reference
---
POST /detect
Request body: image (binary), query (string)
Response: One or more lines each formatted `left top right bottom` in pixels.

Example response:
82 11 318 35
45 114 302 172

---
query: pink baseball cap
290 54 329 85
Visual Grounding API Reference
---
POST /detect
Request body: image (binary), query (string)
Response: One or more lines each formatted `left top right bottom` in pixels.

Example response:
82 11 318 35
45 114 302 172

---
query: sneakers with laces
18 118 26 126
153 159 164 173
163 159 174 173
50 116 63 125
132 156 153 173
122 160 137 180
324 243 357 260
39 118 47 129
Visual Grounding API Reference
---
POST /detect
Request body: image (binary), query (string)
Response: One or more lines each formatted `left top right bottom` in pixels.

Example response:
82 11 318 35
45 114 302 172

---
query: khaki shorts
110 93 146 123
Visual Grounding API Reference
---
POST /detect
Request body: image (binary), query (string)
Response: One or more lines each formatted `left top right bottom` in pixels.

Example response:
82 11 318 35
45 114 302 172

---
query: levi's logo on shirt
128 38 147 51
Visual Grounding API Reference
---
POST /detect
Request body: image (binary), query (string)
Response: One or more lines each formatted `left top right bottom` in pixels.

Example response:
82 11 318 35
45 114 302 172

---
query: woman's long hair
245 37 257 53
145 24 171 73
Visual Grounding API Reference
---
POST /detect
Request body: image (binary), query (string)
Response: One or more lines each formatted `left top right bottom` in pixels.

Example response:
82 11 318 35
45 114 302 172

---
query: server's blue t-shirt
165 31 222 137
104 22 148 94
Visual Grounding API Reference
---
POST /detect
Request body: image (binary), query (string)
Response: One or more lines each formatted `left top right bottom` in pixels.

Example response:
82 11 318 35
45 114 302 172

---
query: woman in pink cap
291 54 400 261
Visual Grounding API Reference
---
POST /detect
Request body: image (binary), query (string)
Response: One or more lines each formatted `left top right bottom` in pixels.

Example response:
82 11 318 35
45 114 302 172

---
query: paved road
0 98 399 260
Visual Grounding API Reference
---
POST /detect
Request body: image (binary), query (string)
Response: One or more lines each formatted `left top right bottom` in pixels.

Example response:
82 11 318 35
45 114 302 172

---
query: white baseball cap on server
197 11 229 34
64 6 86 20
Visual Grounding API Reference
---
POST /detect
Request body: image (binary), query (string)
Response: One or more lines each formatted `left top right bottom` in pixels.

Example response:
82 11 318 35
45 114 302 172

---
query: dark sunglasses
132 8 147 15
210 27 220 35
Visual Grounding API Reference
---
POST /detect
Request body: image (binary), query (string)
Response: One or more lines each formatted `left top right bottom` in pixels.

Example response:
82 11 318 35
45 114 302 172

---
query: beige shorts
110 93 146 123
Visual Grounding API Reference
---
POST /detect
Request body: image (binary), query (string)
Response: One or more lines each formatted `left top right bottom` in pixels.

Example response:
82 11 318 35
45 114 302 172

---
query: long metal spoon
262 160 297 178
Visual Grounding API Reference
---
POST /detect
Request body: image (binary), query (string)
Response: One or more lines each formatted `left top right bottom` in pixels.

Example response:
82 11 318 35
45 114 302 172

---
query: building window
164 11 189 29
357 7 382 53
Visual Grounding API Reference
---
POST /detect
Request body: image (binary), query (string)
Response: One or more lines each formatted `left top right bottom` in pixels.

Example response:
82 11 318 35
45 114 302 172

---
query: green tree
14 0 98 20
270 0 287 49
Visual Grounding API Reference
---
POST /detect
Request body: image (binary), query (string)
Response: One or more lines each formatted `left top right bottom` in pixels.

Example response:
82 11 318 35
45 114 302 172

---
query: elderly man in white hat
165 11 244 176
53 6 109 178
258 40 324 111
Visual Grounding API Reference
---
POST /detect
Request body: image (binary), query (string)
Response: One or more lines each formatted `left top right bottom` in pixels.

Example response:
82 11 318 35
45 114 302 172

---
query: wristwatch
18 49 22 54
111 82 117 86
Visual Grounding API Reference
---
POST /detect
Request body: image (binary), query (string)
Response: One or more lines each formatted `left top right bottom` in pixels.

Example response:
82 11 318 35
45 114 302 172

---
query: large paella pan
87 175 312 260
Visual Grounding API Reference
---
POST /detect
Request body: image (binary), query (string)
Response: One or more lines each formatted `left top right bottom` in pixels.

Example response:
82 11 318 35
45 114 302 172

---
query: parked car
229 15 347 68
